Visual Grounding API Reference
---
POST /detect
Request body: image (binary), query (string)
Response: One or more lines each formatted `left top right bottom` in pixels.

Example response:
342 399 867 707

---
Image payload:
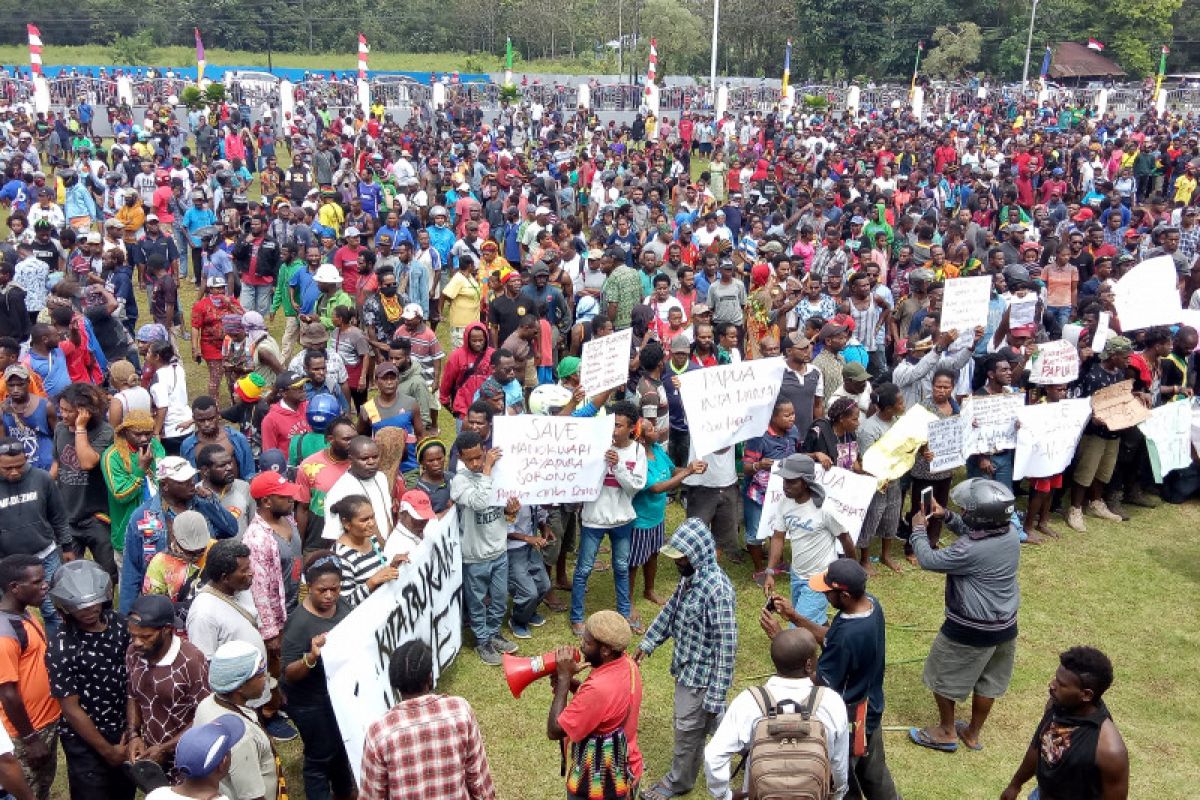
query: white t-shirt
322 471 394 541
148 790 229 800
770 496 846 578
149 363 193 439
644 295 685 324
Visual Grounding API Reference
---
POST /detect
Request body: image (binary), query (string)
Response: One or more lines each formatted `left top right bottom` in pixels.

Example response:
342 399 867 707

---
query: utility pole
709 0 720 89
1020 0 1040 89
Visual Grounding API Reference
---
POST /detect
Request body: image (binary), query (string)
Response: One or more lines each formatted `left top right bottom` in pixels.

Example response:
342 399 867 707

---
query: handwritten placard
756 463 878 541
1138 400 1191 482
578 327 634 396
488 414 616 504
939 275 992 333
926 416 966 472
678 357 787 456
1113 255 1183 332
1028 339 1080 385
1007 293 1038 328
961 393 1024 456
1090 379 1149 431
1014 399 1092 480
860 404 937 481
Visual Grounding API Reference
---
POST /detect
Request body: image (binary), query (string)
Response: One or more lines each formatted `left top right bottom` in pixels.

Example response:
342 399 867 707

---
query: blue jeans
1048 306 1071 329
968 450 1014 491
792 581 829 626
463 555 509 644
571 524 632 624
239 282 273 315
507 544 550 626
743 498 764 545
40 549 62 637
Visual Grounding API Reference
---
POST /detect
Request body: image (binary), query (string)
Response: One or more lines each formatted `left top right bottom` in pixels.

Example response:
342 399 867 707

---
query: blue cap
258 448 288 475
175 714 246 778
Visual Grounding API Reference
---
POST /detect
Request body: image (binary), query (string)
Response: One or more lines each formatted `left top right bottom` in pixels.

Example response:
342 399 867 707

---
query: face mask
380 285 398 297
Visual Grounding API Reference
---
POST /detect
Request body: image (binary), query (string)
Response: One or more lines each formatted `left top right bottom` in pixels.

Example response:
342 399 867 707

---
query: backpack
741 685 832 800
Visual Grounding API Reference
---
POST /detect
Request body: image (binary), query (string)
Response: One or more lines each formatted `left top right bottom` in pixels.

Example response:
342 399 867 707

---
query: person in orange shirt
0 341 45 404
0 554 62 800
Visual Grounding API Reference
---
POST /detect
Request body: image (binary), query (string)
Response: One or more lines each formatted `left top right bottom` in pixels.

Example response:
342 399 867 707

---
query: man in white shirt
321 436 394 542
704 628 849 800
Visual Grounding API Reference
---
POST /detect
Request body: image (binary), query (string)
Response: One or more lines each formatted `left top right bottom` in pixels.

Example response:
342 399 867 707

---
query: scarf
380 292 402 323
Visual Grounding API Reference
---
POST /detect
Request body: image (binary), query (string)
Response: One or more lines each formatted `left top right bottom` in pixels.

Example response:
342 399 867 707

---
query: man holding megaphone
544 610 644 800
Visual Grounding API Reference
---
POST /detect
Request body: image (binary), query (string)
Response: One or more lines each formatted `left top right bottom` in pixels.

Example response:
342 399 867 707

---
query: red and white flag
1087 38 1105 51
27 24 42 76
645 38 657 96
357 33 369 81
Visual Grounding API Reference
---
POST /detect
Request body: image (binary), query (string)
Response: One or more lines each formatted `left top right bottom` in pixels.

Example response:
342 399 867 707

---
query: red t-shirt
333 244 365 296
556 656 643 781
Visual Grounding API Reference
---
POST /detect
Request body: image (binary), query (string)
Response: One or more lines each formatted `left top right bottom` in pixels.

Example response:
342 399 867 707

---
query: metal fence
371 78 431 107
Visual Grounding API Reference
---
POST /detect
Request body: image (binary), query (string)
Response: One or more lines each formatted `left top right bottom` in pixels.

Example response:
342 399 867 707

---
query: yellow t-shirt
318 203 345 235
1174 174 1196 205
441 270 483 328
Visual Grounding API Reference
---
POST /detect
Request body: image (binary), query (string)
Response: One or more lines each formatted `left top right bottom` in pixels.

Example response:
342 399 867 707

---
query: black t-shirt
53 422 115 524
29 239 62 272
47 615 130 744
488 295 534 347
281 600 350 707
817 593 886 735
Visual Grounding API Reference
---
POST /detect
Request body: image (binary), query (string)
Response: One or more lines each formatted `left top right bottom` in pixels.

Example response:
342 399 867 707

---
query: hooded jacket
0 464 71 558
439 321 495 417
639 518 738 714
450 464 508 564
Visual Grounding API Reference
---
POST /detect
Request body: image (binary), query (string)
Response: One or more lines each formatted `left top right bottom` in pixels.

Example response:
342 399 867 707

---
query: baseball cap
277 368 309 391
535 205 550 216
129 594 176 628
175 714 246 779
299 321 328 347
775 454 826 504
3 364 30 382
344 226 361 238
171 510 211 551
691 303 712 317
206 275 227 288
808 558 868 594
842 361 870 382
1071 208 1094 222
785 332 811 350
399 489 435 520
156 456 198 483
1124 229 1141 240
84 232 102 244
818 321 849 340
401 303 424 320
669 335 692 354
556 356 582 379
314 263 341 283
375 362 400 378
249 471 304 501
144 213 159 222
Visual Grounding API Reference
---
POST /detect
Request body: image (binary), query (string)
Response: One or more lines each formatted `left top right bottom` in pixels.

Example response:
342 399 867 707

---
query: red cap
249 471 304 501
1072 208 1094 222
399 489 435 520
832 312 856 333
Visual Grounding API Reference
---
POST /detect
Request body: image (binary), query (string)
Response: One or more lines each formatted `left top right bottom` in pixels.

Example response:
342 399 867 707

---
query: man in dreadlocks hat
100 410 166 576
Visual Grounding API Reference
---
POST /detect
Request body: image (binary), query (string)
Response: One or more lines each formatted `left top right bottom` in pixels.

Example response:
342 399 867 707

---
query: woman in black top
803 395 862 471
282 552 355 800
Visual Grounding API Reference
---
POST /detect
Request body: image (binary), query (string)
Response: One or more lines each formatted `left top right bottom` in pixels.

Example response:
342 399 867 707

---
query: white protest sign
961 393 1024 457
860 404 937 481
755 463 877 541
488 414 615 504
1007 293 1038 328
1113 255 1183 332
926 416 966 472
1092 311 1111 353
578 327 634 395
1190 405 1200 458
1028 339 1080 385
678 357 786 457
1062 323 1084 348
939 275 992 333
1013 398 1091 480
1138 400 1192 482
323 510 463 783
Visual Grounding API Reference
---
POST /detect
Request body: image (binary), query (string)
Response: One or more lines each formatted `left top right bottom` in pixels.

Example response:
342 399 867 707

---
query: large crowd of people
1 75 1190 799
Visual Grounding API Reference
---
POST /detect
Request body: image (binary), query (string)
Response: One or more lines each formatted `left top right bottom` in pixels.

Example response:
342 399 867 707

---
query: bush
180 85 204 110
109 31 157 66
802 94 829 110
204 83 226 104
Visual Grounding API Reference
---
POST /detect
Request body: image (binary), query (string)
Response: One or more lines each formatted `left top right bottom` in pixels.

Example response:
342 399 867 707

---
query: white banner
926 416 966 472
1028 339 1080 385
1138 400 1192 482
755 463 877 541
939 275 992 334
578 328 633 396
1113 255 1183 332
323 510 463 783
961 393 1024 457
488 414 615 504
678 357 787 457
1013 399 1091 480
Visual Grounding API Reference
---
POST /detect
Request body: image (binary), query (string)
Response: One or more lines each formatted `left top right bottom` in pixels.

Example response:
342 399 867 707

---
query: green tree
922 21 982 79
635 0 704 75
109 31 158 66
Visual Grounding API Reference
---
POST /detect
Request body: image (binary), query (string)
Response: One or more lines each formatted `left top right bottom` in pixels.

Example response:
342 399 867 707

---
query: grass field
0 44 599 76
35 150 1200 798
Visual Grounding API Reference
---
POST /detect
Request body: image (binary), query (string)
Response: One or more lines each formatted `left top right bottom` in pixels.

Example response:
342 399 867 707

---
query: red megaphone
502 648 581 698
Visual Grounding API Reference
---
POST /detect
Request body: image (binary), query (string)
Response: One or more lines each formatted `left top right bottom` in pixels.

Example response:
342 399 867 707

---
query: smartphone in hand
921 486 933 516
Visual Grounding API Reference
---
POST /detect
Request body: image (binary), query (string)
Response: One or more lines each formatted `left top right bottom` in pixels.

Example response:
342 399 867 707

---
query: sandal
626 616 645 635
640 781 678 800
908 727 958 753
955 720 984 751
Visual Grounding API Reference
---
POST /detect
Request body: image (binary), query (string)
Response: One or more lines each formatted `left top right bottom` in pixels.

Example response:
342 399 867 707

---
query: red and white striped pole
357 33 369 81
645 38 657 96
27 24 42 77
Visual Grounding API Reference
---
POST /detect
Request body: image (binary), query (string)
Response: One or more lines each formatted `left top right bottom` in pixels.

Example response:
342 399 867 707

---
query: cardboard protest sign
939 276 991 333
755 463 877 541
1028 339 1080 385
926 415 966 472
1013 399 1092 480
678 357 786 456
961 393 1023 456
323 510 463 782
578 327 634 395
1138 400 1192 482
861 404 937 481
1113 255 1183 332
489 414 615 504
1089 380 1149 431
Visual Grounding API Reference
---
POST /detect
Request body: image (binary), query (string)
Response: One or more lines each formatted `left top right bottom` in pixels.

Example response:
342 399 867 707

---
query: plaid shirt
1180 225 1200 262
639 519 738 714
359 694 496 800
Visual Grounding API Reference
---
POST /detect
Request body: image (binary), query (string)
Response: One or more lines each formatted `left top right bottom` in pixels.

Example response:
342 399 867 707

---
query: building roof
1049 42 1127 79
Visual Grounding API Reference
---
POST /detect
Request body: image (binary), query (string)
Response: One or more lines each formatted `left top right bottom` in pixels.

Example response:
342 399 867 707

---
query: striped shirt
333 539 387 608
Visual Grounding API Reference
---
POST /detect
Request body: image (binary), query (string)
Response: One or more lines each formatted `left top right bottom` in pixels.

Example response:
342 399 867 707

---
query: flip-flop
640 782 677 800
955 720 984 751
908 727 958 753
626 616 645 635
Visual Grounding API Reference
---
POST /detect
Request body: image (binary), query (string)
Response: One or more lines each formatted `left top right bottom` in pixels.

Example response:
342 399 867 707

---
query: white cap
314 263 342 283
401 303 423 320
145 213 159 222
412 190 428 207
206 276 227 288
457 181 470 192
535 205 550 216
343 226 360 238
430 205 448 217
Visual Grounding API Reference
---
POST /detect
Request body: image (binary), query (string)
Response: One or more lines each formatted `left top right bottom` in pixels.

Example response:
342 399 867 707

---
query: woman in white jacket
571 401 647 637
